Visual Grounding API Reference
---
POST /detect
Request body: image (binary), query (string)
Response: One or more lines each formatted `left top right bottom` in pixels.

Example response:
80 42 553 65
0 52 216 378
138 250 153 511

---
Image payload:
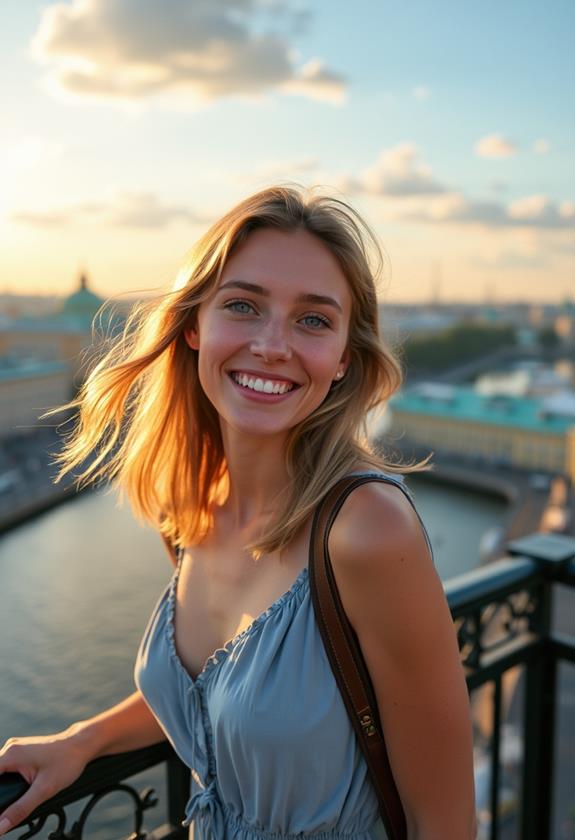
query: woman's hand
0 725 91 836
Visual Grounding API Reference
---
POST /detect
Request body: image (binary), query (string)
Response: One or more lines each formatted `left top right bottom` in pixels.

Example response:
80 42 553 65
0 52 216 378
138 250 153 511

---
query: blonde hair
50 185 428 557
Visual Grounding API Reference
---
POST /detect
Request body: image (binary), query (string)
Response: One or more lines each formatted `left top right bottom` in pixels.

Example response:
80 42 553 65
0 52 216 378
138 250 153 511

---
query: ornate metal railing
0 742 190 839
446 531 575 840
1 532 574 840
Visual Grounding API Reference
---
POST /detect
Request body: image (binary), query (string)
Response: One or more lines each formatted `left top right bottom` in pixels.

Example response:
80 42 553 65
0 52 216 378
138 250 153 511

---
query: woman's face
184 227 352 443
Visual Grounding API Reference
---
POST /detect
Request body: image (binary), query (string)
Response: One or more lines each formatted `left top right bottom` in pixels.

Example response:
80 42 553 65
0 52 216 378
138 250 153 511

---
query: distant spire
430 260 441 306
79 270 88 291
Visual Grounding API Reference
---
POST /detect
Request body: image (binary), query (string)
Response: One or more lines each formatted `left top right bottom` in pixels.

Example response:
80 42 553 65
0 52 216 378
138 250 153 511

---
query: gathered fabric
134 473 430 839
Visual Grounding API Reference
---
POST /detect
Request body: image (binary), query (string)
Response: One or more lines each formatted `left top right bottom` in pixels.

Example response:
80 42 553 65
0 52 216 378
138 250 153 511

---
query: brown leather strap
309 474 408 840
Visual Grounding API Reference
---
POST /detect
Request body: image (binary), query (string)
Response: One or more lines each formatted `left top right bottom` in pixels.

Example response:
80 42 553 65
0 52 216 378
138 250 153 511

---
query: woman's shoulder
327 469 431 579
326 471 442 655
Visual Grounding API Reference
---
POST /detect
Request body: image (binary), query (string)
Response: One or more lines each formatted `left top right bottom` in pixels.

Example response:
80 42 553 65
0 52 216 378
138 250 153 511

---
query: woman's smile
228 370 300 398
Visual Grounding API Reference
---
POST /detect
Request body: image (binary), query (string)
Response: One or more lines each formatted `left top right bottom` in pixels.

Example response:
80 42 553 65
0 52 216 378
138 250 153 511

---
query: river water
0 478 506 837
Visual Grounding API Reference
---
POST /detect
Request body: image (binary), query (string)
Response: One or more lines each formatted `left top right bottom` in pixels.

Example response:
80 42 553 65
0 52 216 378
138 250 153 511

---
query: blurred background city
1 1 574 838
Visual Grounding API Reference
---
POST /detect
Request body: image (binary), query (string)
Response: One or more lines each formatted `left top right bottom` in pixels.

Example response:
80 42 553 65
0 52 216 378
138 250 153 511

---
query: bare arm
329 482 476 840
68 689 167 758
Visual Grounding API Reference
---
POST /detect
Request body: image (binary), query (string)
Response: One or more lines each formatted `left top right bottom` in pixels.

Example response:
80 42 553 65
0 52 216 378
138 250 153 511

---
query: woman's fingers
0 777 54 837
0 736 88 837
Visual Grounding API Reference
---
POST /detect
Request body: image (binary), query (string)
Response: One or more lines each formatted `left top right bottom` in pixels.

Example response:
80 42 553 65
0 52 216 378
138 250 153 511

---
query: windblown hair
49 185 429 557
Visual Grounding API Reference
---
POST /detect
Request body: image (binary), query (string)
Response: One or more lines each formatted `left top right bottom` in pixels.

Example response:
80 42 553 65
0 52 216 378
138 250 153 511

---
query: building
0 273 117 438
389 382 575 481
0 359 72 435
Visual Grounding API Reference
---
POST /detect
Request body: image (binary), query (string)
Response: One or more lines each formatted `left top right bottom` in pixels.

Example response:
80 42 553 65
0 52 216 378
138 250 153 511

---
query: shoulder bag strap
308 474 408 840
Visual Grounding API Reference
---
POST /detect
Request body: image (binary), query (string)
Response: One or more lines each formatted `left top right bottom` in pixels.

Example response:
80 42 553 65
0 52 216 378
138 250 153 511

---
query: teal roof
391 384 575 434
0 359 69 382
0 318 88 334
59 273 103 324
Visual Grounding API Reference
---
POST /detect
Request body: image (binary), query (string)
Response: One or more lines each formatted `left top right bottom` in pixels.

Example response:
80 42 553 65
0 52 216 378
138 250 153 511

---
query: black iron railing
1 532 574 840
447 531 575 840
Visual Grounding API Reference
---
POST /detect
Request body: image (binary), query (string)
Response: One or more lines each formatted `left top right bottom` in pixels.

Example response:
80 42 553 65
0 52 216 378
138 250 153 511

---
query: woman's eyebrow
218 280 343 313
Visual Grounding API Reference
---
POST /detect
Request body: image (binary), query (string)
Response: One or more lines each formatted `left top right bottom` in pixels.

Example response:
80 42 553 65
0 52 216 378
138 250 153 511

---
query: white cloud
412 85 430 101
30 0 346 106
403 192 575 230
11 192 208 229
348 144 448 197
281 59 346 104
110 192 207 227
474 133 518 158
11 209 74 227
533 138 550 154
508 194 550 220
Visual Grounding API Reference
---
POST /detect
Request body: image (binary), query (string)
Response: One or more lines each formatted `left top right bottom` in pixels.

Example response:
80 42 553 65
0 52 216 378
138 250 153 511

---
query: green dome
60 273 103 323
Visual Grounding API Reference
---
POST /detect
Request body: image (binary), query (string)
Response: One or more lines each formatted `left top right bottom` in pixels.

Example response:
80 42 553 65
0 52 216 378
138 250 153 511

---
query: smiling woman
0 186 476 840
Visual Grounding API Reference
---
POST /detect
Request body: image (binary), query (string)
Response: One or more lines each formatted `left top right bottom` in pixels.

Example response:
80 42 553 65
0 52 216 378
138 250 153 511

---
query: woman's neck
220 430 290 528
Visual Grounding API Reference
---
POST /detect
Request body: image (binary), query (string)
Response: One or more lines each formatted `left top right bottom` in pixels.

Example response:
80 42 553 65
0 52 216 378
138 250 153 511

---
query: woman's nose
249 319 292 362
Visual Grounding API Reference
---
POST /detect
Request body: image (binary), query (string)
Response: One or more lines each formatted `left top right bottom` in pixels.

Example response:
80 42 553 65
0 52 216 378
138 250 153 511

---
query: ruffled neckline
166 551 309 688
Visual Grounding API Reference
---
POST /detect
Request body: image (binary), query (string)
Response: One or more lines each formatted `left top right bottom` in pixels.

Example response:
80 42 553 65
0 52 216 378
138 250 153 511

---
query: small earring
335 370 344 380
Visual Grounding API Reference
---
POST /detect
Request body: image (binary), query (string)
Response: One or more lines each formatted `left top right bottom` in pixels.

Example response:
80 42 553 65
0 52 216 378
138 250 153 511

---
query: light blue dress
134 473 433 839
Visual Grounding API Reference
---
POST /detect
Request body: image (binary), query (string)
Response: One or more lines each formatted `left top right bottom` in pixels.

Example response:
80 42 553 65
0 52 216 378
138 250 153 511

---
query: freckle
399 556 405 562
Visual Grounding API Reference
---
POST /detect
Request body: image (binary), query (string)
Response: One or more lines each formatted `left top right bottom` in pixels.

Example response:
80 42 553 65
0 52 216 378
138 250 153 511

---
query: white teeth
232 372 293 394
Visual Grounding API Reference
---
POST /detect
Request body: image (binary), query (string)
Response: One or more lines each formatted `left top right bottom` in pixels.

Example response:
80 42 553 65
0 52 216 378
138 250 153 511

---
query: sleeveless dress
134 473 434 840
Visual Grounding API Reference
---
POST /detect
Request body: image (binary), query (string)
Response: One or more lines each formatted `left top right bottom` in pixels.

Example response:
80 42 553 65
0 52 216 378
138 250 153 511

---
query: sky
1 0 574 304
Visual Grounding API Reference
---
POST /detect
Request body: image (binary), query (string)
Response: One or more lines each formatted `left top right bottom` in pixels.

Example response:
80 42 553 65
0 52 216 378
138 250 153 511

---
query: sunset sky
1 0 574 303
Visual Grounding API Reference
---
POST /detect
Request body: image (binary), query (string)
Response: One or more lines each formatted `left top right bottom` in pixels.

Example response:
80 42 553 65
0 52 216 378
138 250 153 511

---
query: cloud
533 138 550 154
111 192 208 227
31 0 346 105
11 209 75 227
412 85 430 101
402 192 575 230
281 59 346 104
332 143 573 232
11 192 208 229
474 133 518 158
345 144 448 198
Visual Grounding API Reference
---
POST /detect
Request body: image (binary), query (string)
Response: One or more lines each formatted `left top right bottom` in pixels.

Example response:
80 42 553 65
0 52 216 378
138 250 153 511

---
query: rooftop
391 383 575 434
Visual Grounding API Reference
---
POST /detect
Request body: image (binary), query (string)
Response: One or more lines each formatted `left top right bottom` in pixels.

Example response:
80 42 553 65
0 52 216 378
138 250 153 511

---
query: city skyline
1 0 574 303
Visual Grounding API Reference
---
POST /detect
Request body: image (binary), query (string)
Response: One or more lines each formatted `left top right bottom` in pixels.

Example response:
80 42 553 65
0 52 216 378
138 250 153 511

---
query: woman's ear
339 348 350 376
183 326 200 351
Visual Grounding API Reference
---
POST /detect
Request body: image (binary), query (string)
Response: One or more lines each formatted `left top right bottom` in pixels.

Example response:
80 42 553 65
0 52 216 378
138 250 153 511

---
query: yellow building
389 383 575 481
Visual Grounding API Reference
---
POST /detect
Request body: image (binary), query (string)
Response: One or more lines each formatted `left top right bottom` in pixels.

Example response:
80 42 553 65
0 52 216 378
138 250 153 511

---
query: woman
0 186 476 839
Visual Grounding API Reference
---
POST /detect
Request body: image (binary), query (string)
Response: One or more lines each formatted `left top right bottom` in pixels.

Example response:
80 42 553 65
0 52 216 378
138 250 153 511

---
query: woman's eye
300 313 330 329
225 300 255 315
